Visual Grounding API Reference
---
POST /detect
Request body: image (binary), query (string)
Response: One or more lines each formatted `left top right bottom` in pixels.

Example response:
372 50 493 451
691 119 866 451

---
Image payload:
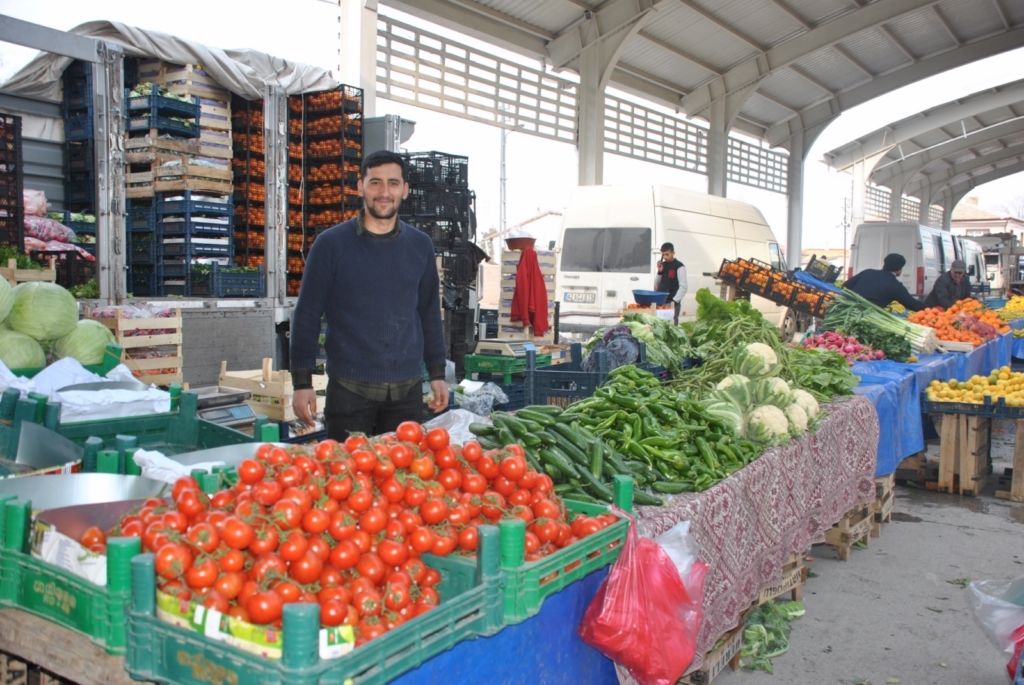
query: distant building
951 196 1024 242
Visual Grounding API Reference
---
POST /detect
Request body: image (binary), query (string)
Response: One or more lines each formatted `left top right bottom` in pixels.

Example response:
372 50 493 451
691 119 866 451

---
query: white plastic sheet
134 448 225 485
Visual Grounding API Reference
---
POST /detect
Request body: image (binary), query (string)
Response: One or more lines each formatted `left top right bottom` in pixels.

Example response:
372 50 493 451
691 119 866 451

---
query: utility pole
840 196 851 275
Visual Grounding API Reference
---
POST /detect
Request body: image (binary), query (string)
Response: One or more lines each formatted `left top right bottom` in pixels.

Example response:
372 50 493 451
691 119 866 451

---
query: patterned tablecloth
617 395 879 680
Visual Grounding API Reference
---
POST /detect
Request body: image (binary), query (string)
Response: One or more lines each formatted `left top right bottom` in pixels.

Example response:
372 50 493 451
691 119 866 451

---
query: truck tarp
1 20 339 101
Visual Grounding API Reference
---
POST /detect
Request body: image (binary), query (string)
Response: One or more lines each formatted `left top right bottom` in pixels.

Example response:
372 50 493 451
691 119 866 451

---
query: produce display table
629 396 879 676
1010 320 1024 358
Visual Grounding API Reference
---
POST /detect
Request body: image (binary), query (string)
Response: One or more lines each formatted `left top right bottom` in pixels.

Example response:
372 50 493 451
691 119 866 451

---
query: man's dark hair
660 242 674 252
361 150 408 183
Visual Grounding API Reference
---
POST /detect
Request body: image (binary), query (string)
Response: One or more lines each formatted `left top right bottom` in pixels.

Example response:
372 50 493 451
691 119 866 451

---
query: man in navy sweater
290 151 449 440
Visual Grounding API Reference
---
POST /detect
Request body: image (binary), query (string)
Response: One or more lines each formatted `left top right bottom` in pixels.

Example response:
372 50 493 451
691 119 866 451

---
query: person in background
655 242 687 324
924 259 972 309
289 150 449 440
843 253 925 312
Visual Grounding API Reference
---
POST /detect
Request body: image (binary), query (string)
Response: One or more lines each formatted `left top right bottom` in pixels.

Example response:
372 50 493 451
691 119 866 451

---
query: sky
2 0 1023 257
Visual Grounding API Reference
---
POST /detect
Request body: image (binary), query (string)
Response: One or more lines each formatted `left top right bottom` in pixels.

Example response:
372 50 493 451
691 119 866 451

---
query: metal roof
382 0 1024 147
824 77 1024 204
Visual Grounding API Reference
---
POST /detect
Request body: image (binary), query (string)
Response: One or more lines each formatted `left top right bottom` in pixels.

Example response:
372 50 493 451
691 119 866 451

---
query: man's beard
366 198 401 220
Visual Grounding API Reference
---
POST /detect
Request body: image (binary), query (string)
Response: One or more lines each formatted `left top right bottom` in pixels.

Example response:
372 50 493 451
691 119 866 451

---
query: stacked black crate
123 89 209 295
0 114 23 252
231 96 267 275
61 61 96 256
400 151 475 378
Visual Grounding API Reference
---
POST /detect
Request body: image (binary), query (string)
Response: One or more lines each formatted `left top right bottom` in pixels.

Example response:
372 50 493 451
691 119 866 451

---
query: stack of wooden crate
219 359 328 422
497 249 556 343
89 307 184 387
138 60 233 161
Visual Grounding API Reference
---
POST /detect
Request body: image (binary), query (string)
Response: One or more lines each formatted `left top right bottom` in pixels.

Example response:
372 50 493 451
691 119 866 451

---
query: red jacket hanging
509 247 550 336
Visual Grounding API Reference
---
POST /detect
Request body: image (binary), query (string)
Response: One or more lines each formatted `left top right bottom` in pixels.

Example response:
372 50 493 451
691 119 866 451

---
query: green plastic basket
0 499 141 654
464 353 551 384
126 527 506 685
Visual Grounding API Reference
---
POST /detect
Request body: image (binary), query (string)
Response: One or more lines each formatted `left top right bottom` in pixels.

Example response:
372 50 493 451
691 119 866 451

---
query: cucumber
651 481 693 494
527 405 564 416
523 446 543 471
633 490 666 506
520 433 543 447
548 422 590 454
573 465 614 502
468 422 498 437
543 463 566 484
564 490 601 505
516 408 557 426
517 418 545 433
497 427 517 447
590 439 604 480
478 436 502 450
493 414 528 438
540 447 580 480
549 437 590 469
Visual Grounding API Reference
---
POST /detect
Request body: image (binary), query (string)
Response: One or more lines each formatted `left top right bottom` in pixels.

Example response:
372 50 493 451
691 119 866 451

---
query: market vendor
655 242 686 324
924 259 971 309
289 150 449 440
843 253 925 312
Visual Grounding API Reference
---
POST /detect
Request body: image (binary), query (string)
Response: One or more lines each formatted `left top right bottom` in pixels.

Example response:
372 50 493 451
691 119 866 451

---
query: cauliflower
733 342 780 378
785 404 808 435
790 389 819 419
716 374 750 390
745 405 790 445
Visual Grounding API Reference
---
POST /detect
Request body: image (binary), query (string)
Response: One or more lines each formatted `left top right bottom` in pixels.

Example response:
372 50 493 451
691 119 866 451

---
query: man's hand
292 388 318 426
428 380 449 413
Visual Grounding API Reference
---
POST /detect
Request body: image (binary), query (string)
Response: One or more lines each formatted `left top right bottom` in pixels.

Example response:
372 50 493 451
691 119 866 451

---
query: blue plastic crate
65 140 94 173
188 264 265 298
159 239 233 259
159 217 232 238
62 85 92 112
66 180 94 204
50 211 96 234
159 261 190 277
66 169 94 184
491 379 527 412
157 191 232 216
128 235 157 264
128 268 158 296
127 206 156 232
125 92 200 120
64 114 93 142
126 115 198 138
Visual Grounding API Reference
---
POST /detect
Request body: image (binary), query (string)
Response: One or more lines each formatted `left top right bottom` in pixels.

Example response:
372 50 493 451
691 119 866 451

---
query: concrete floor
716 449 1024 685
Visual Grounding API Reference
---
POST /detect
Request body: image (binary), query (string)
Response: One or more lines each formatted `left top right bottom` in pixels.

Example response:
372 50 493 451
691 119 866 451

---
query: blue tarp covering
794 270 842 294
1010 321 1024 359
852 382 900 476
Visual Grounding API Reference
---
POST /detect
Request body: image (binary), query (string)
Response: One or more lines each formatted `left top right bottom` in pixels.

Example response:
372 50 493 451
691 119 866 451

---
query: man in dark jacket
844 253 925 311
924 259 972 309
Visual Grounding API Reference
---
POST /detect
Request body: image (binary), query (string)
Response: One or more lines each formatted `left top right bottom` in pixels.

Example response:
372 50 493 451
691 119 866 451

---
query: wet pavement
715 446 1024 685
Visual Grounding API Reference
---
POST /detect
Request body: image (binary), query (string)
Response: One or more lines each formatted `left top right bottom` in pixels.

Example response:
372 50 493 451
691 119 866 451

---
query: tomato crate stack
0 113 23 251
89 306 184 387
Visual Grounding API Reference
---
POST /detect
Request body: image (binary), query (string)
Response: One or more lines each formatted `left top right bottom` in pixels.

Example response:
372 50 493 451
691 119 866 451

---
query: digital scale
473 340 538 357
193 385 257 427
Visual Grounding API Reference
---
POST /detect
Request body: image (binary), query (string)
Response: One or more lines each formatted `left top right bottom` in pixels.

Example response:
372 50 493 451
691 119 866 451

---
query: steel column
264 86 288 305
785 130 804 269
93 44 125 303
577 46 604 186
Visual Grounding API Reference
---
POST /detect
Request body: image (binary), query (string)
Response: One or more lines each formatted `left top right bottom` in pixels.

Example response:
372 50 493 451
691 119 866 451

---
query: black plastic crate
157 191 233 216
63 59 91 82
0 114 23 249
49 210 96 235
127 205 156 232
29 250 96 288
526 344 609 408
128 267 158 296
128 234 157 264
125 91 200 120
401 185 471 220
406 217 470 250
126 115 199 138
403 152 469 187
66 169 94 184
921 395 997 417
444 308 476 349
189 264 265 298
62 84 92 112
66 179 94 205
64 113 93 142
65 140 94 174
491 379 526 412
805 255 841 284
440 248 477 285
159 217 233 238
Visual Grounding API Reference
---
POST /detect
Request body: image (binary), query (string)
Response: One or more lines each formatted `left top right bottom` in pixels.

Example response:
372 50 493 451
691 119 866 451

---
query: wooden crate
936 414 990 496
89 307 183 387
0 258 57 287
753 552 805 607
824 502 872 562
124 131 198 157
218 359 328 423
996 417 1024 503
126 157 233 199
0 652 28 685
872 473 896 537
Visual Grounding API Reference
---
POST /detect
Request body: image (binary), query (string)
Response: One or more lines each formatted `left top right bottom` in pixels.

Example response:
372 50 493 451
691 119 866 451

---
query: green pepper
640 436 678 449
695 437 719 470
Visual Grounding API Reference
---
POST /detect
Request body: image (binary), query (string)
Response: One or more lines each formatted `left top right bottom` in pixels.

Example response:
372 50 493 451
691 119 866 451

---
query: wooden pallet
753 552 806 606
824 502 872 561
995 417 1024 503
126 157 232 199
872 474 896 537
678 619 746 685
0 257 57 287
89 307 183 387
937 414 990 496
219 359 328 423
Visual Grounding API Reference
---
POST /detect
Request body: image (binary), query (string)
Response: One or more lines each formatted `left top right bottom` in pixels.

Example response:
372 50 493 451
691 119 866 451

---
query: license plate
563 292 596 303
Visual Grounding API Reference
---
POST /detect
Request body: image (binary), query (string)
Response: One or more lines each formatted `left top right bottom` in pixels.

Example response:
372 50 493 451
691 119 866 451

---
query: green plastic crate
464 353 551 384
443 475 633 624
126 527 506 685
0 499 141 654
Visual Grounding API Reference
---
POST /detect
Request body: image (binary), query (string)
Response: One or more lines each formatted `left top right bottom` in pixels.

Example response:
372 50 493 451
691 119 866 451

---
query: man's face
951 270 965 283
661 250 675 263
358 163 409 220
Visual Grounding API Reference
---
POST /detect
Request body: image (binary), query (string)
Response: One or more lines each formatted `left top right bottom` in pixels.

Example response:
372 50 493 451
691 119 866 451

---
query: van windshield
560 228 652 273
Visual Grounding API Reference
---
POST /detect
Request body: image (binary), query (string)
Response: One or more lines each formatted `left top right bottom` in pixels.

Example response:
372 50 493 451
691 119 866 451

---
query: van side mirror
968 264 976 277
988 273 996 281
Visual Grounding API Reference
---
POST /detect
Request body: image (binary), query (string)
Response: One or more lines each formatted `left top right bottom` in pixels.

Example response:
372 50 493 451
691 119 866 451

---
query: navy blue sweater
290 218 446 386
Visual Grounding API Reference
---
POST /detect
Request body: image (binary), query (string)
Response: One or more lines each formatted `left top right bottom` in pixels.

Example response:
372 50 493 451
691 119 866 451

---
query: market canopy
0 20 339 102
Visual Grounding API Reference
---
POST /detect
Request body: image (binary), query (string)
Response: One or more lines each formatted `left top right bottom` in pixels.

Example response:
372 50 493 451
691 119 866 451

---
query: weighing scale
193 385 257 427
473 340 538 357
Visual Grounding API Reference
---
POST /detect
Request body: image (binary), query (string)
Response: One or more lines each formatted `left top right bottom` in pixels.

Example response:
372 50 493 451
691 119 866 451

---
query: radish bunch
802 332 884 364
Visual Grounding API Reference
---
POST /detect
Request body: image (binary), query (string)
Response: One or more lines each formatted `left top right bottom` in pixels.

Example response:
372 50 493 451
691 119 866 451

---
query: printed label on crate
319 625 356 659
758 565 802 604
34 528 107 587
158 592 285 659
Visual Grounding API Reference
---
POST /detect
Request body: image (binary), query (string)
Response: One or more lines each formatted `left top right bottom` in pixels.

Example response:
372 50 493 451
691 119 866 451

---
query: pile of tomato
84 422 619 646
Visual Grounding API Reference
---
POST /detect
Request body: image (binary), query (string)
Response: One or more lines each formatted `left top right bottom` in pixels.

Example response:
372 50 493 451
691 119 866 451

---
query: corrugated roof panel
1000 132 1024 147
792 48 868 93
688 0 802 49
619 40 711 90
470 0 578 33
885 9 956 58
838 29 913 75
911 129 957 148
784 0 854 26
758 68 826 110
643 7 758 72
975 109 1020 128
969 143 1002 158
917 159 950 175
936 0 1004 41
740 93 794 127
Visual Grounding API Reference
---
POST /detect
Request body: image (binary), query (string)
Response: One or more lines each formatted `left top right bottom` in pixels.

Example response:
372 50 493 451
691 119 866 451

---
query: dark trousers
324 380 422 441
673 301 680 325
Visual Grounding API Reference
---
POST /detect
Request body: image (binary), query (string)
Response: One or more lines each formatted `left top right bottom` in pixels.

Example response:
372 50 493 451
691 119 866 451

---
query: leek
824 289 938 355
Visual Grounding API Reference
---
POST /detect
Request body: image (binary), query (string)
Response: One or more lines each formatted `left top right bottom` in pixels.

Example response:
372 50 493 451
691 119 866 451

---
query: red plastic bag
579 510 708 685
1007 624 1024 683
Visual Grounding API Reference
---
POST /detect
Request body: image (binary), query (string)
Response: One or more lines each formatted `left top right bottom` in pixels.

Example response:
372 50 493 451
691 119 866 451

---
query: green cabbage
54 319 115 365
7 282 79 341
0 277 13 324
0 328 47 369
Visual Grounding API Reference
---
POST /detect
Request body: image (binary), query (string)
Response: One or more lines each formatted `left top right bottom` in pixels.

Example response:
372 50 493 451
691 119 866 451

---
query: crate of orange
907 301 1008 348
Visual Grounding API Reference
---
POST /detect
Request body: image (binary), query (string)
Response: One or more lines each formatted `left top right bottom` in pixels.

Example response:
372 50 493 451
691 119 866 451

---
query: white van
849 222 958 299
956 237 989 296
556 185 790 334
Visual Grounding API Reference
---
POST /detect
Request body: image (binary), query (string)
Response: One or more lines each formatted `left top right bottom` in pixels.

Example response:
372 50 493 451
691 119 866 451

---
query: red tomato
355 552 387 585
348 488 374 513
214 571 245 600
476 455 501 480
289 550 324 585
403 486 427 508
80 526 106 548
248 525 280 556
266 447 291 466
218 547 245 573
352 449 379 474
186 523 219 554
184 558 219 589
384 582 411 611
384 519 406 541
308 535 331 562
327 512 356 541
431 534 457 556
278 531 308 562
200 589 230 613
508 489 532 507
578 518 602 538
447 504 470 527
533 519 559 544
250 554 287 583
437 468 463 492
421 568 442 587
534 473 555 494
460 492 482 518
172 476 200 502
271 499 303 530
320 599 348 626
253 480 283 506
462 441 482 463
458 526 479 551
409 526 436 554
355 589 383 617
524 531 540 554
247 591 283 624
359 507 388 534
419 587 441 606
209 490 235 510
154 543 193 580
120 519 144 538
378 539 408 567
379 477 406 504
420 499 449 526
517 469 538 490
389 444 415 469
480 492 506 521
532 498 561 520
314 439 339 462
395 421 424 445
433 447 457 470
410 456 436 481
425 428 449 451
142 521 169 553
493 475 517 497
500 454 527 481
220 517 255 550
318 584 351 604
462 473 487 495
237 459 266 484
325 475 353 501
512 506 534 524
372 456 395 481
281 486 313 513
329 539 361 570
350 530 372 554
162 510 189 534
302 508 330 535
398 510 423 531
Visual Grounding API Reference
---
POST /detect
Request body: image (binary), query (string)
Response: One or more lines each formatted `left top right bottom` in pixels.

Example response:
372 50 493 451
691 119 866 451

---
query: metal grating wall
603 95 708 175
727 137 788 194
865 184 890 221
376 17 577 143
901 196 919 223
928 205 943 227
